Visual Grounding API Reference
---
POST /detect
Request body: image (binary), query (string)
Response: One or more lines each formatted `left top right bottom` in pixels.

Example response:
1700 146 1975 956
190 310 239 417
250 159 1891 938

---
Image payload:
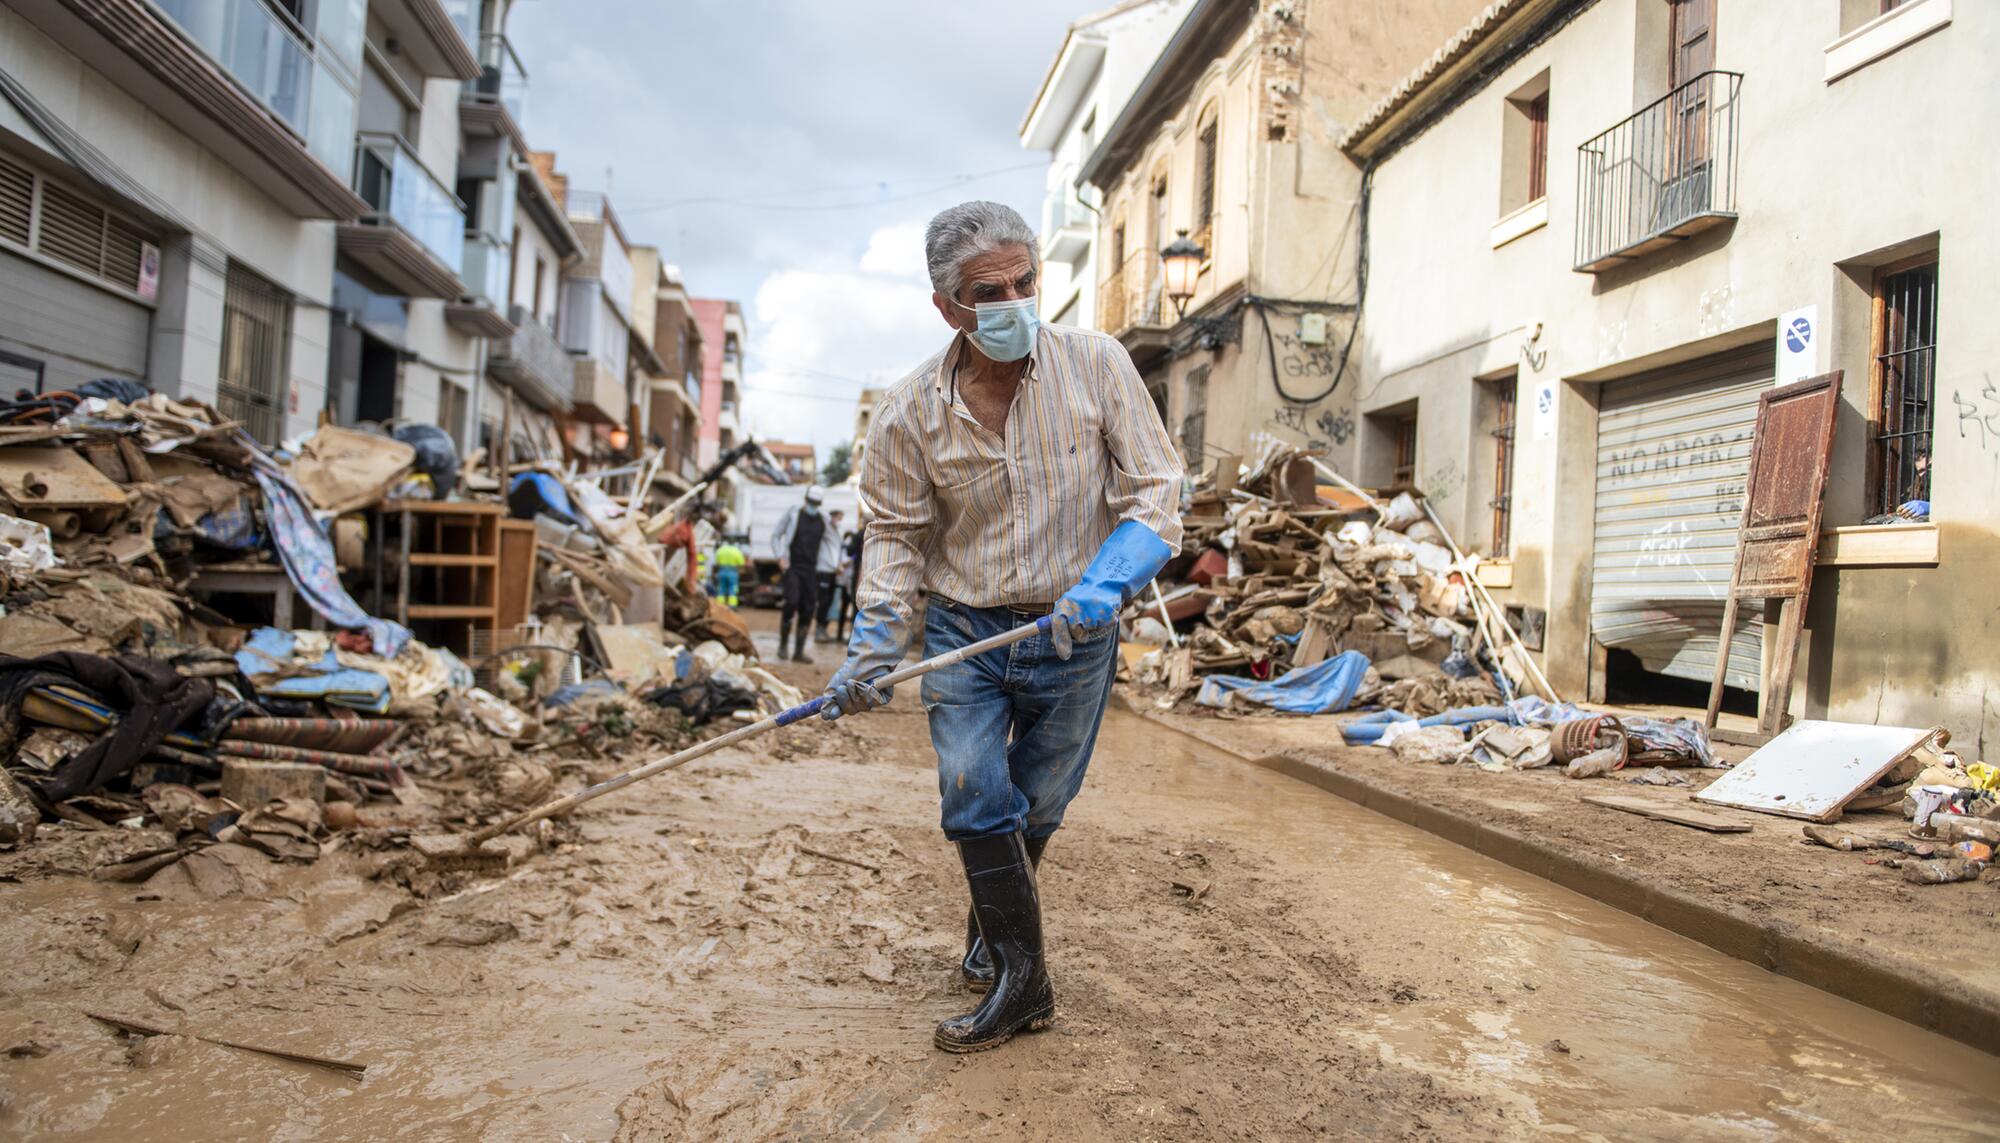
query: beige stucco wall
1089 0 1493 476
1360 0 2000 744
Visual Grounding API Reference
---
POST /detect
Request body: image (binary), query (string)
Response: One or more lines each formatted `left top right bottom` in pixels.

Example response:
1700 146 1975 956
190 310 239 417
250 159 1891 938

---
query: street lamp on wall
1160 228 1206 318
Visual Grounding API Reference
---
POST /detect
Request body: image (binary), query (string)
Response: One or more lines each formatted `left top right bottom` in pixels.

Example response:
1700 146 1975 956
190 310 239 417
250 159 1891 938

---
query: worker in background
814 509 848 643
835 516 863 642
770 486 841 663
712 536 746 608
820 201 1183 1052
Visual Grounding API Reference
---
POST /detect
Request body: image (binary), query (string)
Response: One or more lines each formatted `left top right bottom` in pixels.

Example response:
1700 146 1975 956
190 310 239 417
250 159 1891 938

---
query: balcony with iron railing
1574 71 1742 274
1097 248 1166 337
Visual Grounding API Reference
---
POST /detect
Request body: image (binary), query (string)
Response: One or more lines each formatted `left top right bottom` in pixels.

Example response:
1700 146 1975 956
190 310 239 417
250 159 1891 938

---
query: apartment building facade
1342 0 1994 743
691 296 743 469
631 246 703 491
1075 0 1486 473
0 0 376 441
1017 0 1191 330
0 0 668 470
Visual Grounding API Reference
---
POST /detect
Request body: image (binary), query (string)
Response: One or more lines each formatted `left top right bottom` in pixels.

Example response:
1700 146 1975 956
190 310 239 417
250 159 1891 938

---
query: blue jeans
920 597 1118 841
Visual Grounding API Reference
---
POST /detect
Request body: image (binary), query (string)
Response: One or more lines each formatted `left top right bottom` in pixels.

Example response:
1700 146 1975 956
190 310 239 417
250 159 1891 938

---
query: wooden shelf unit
372 499 505 654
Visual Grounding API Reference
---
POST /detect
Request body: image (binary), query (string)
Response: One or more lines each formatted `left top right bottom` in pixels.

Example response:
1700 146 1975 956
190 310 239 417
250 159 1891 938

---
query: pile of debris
1126 442 1712 780
0 381 790 884
1131 443 1543 716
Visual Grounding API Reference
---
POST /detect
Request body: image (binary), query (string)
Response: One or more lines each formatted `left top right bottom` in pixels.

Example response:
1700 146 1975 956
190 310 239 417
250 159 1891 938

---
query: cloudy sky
508 0 1100 458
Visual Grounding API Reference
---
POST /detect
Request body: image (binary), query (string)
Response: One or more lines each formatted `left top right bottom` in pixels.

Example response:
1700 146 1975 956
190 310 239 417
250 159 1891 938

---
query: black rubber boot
962 834 1048 991
935 832 1054 1053
790 627 812 664
778 618 792 657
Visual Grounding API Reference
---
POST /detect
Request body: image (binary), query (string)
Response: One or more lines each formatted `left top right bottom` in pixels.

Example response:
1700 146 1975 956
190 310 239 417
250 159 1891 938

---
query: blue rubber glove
1050 520 1174 660
821 601 906 720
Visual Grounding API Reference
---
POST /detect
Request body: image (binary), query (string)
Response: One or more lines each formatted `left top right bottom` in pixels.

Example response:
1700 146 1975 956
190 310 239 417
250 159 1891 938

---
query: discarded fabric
1195 651 1368 714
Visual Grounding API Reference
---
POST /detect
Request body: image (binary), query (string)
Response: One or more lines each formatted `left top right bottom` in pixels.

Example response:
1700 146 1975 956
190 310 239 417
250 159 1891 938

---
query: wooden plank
495 520 537 632
1815 523 1938 567
404 604 498 619
382 499 504 516
407 553 498 567
1582 795 1751 833
0 444 130 508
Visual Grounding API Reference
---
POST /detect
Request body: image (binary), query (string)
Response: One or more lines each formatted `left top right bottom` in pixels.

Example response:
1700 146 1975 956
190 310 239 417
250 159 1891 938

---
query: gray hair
924 201 1040 300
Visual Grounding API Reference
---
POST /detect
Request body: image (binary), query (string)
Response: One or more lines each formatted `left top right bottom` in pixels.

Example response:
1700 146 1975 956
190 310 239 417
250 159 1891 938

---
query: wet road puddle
1089 714 2000 1139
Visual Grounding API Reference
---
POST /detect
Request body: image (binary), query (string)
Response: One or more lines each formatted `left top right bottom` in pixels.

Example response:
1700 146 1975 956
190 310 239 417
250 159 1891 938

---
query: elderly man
822 201 1184 1052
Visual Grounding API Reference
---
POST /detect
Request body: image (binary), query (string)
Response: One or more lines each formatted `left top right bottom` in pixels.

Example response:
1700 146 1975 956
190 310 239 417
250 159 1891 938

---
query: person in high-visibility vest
712 540 747 607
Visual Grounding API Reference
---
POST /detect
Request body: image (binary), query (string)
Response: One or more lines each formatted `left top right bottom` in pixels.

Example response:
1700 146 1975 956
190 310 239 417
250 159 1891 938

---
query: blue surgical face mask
951 295 1039 363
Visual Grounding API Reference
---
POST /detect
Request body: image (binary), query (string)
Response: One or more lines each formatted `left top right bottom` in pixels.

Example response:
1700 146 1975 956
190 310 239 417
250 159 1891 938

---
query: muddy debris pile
1126 443 1535 718
0 382 791 885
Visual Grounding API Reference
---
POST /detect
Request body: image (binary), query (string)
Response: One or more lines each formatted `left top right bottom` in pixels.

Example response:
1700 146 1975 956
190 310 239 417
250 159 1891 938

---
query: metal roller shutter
1591 345 1772 691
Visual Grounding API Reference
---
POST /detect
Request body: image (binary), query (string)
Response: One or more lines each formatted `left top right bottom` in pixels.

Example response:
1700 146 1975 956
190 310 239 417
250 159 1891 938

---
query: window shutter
102 215 145 291
0 153 31 246
36 181 107 276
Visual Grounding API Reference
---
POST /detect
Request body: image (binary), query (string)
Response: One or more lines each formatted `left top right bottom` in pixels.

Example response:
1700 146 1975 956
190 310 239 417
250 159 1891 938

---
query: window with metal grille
218 262 291 445
1180 365 1208 466
1489 376 1517 557
1870 257 1938 515
1392 414 1418 486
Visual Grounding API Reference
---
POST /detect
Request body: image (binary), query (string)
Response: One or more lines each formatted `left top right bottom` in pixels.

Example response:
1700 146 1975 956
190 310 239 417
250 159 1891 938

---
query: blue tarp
234 627 392 713
1195 651 1370 714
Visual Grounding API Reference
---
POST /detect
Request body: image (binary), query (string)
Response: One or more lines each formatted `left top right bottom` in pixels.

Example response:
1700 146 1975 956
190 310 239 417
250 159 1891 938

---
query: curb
1127 705 2000 1058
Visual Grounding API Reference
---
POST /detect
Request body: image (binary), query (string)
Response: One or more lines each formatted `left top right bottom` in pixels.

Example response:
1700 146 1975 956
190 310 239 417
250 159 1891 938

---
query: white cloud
738 220 951 458
857 221 928 280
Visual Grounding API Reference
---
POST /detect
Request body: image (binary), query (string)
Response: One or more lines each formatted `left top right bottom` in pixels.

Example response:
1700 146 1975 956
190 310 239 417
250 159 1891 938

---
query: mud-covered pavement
4 615 1999 1140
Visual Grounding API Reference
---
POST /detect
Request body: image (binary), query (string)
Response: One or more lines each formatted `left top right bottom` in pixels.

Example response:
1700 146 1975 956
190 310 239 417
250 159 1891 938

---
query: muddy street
0 615 1991 1140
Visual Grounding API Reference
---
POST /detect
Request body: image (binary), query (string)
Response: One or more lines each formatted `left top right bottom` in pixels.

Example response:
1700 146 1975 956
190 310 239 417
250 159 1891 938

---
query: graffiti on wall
1952 376 2000 449
1270 331 1340 381
1421 460 1463 506
1259 400 1355 459
1604 430 1751 484
1316 408 1354 445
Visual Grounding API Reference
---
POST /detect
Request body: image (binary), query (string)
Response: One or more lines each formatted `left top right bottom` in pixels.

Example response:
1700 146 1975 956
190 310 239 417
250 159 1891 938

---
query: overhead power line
614 161 1045 216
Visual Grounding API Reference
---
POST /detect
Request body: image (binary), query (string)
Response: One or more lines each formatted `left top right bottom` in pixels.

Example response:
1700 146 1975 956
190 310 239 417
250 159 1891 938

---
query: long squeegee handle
466 616 1054 846
770 614 1054 726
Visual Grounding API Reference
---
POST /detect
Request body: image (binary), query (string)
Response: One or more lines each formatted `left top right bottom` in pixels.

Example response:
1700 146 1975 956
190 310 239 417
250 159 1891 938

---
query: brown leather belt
933 595 1058 619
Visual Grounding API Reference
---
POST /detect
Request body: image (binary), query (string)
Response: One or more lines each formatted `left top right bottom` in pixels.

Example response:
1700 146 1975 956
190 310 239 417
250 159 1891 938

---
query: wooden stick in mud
445 617 1057 854
85 1011 367 1076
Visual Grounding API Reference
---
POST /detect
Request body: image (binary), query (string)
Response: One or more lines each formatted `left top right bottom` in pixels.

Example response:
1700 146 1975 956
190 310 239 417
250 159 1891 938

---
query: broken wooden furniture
187 560 302 630
1704 371 1841 745
369 499 504 655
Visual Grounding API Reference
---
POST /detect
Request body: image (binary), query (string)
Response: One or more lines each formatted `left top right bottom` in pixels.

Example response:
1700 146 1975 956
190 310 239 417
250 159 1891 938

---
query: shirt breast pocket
927 449 1003 492
1024 416 1099 490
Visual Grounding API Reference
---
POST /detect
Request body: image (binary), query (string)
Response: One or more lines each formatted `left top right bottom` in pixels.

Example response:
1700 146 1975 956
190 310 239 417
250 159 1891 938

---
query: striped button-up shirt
856 322 1184 640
